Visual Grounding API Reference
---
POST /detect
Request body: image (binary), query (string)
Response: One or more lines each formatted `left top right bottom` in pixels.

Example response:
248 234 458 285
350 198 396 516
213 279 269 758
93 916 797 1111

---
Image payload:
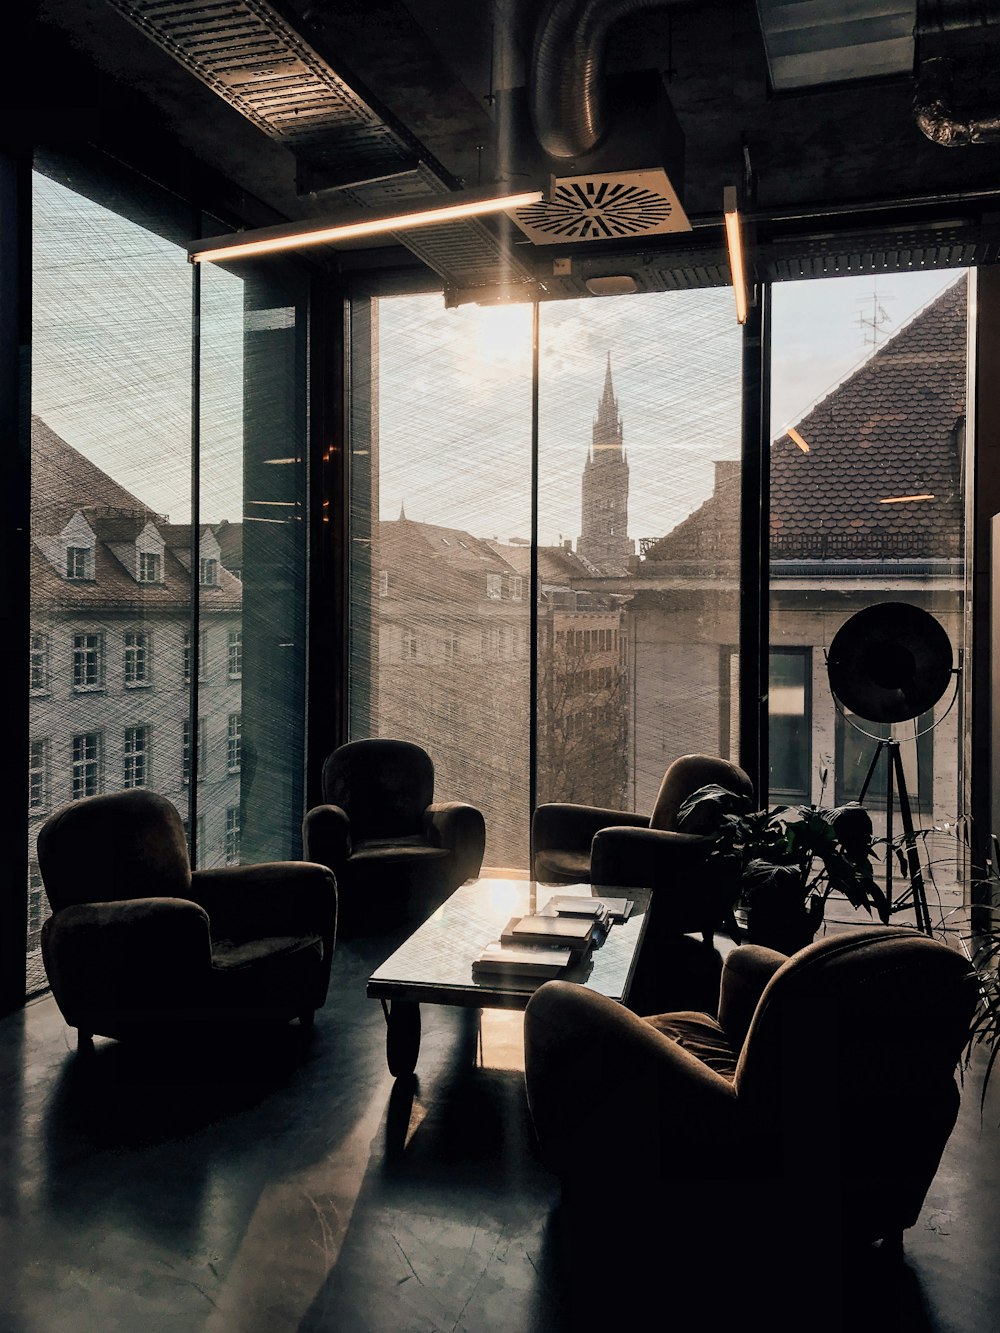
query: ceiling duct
103 0 536 289
510 0 691 246
913 0 1000 146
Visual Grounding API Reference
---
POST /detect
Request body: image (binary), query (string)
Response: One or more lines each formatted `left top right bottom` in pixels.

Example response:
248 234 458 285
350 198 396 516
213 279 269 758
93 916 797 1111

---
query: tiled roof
30 418 241 612
644 278 967 564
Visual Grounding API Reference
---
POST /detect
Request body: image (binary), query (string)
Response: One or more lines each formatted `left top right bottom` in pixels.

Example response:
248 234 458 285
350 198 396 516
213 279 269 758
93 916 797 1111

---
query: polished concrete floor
1 920 999 1332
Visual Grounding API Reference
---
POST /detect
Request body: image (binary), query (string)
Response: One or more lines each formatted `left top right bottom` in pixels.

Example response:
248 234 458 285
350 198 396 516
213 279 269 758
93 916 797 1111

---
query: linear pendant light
188 186 545 264
723 185 749 325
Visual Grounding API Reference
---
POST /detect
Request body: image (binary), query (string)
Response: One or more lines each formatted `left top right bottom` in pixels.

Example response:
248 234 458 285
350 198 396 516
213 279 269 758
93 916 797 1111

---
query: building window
401 629 417 659
199 556 218 587
27 860 46 952
768 649 811 802
28 738 49 810
225 806 241 865
183 629 209 683
71 732 102 799
66 545 92 580
227 712 242 773
227 629 243 680
138 550 162 584
835 708 933 813
123 630 151 687
509 576 523 601
182 717 207 785
29 632 50 693
379 570 389 597
72 632 103 691
486 573 502 599
123 725 149 788
444 633 460 661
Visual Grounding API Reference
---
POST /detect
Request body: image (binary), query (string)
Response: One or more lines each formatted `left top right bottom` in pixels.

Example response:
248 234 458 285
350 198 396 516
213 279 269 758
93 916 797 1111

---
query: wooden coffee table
367 877 652 1076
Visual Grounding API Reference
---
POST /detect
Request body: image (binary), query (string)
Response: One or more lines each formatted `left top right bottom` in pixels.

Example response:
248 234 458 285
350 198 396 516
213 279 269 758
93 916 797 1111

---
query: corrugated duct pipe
914 55 1000 146
528 0 682 160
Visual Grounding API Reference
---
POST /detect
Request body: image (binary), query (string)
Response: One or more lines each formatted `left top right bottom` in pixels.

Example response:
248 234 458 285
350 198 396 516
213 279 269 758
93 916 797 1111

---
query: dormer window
138 551 162 584
379 570 389 597
486 573 502 599
66 545 93 580
199 556 218 587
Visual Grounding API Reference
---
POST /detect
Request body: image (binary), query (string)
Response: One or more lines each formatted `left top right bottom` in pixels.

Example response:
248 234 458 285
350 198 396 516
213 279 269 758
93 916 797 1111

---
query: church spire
592 352 623 456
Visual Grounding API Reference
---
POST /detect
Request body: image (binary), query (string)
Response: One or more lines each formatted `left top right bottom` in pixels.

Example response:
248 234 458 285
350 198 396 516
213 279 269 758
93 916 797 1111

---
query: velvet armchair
38 789 338 1048
524 927 978 1309
302 739 486 935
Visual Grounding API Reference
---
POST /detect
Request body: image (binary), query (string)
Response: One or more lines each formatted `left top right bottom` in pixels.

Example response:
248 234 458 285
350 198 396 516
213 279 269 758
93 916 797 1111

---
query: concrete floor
1 921 999 1332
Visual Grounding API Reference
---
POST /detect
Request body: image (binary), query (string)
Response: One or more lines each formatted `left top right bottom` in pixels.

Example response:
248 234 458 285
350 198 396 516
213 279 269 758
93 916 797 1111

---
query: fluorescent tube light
723 185 748 325
879 494 935 504
188 187 544 264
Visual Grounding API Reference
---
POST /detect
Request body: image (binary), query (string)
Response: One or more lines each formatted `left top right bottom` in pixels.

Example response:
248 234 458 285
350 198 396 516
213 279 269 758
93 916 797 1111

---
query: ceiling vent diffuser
510 167 689 244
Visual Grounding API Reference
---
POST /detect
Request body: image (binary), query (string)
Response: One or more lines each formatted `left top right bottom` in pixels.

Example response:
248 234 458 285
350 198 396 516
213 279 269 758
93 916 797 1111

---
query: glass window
769 270 970 915
29 633 50 693
182 717 206 785
28 739 49 810
225 806 241 865
138 550 162 584
486 573 502 599
227 629 242 680
71 732 102 799
66 545 92 580
227 712 241 773
72 632 103 691
123 630 150 687
123 724 149 788
199 556 218 587
538 293 742 813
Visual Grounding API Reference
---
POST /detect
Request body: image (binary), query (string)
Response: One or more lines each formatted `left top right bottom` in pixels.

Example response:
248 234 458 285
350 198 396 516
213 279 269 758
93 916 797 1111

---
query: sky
30 169 964 546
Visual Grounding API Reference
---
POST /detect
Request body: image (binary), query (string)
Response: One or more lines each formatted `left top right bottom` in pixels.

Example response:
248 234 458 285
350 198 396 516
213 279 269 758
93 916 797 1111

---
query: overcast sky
31 169 964 545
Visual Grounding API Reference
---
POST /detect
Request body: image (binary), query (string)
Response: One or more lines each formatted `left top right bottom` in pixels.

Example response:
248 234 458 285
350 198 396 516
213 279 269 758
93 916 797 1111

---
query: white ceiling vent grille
510 169 691 245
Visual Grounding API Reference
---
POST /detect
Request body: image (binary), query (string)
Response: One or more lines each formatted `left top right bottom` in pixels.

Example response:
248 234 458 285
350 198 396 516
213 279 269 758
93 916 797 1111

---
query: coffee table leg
385 1000 421 1077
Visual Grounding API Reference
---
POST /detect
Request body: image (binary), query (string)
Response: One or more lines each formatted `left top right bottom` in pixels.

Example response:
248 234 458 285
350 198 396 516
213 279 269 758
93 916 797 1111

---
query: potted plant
676 784 889 955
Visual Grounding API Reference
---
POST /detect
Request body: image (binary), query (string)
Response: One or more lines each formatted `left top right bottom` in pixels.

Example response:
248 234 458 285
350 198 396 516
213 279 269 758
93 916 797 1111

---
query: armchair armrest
531 802 648 857
302 803 351 878
191 862 337 948
41 897 212 1024
524 981 737 1187
716 944 789 1051
425 802 486 883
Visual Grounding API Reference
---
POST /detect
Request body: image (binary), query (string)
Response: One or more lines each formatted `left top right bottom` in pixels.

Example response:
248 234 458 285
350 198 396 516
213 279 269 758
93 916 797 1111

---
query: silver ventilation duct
528 0 683 160
914 55 1000 146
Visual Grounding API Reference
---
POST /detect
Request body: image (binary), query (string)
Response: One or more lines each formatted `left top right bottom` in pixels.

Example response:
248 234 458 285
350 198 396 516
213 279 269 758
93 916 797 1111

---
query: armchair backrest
321 739 435 843
649 754 754 832
733 928 977 1224
37 789 192 912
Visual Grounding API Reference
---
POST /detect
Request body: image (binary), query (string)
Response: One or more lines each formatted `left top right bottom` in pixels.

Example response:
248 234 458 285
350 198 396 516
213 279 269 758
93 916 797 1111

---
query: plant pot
742 862 825 955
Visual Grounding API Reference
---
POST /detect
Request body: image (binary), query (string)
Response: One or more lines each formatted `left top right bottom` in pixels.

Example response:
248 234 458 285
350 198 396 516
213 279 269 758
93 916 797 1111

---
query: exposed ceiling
28 0 1000 301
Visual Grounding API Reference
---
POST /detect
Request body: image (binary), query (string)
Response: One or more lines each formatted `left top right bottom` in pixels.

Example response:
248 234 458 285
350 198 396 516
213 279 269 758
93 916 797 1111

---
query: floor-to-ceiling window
348 286 741 869
768 269 972 924
26 155 308 996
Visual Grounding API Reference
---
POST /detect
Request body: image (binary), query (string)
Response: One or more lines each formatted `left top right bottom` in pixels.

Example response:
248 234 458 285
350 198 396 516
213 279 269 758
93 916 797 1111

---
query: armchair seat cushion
533 848 591 884
351 837 450 865
645 1011 740 1081
210 933 324 971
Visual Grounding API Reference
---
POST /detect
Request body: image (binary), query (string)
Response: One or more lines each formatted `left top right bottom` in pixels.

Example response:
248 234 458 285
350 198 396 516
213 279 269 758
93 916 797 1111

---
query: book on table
543 894 634 924
500 913 597 957
472 941 573 979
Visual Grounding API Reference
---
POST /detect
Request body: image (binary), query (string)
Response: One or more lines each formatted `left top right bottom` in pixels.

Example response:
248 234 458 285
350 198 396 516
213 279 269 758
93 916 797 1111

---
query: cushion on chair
533 848 592 884
644 1011 741 1081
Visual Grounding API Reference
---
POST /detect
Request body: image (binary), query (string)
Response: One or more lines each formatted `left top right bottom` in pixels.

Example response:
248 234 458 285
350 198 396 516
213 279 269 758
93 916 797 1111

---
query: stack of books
471 941 573 980
540 894 635 926
499 912 598 958
472 909 604 983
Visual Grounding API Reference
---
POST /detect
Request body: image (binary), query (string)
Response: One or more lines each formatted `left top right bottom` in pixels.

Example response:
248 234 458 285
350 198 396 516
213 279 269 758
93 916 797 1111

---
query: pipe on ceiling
528 0 683 159
914 56 1000 146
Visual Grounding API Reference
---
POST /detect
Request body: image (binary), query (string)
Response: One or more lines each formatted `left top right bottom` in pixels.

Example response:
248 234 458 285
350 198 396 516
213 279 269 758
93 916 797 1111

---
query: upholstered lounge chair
532 753 753 946
38 789 337 1048
303 739 486 935
524 927 977 1308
